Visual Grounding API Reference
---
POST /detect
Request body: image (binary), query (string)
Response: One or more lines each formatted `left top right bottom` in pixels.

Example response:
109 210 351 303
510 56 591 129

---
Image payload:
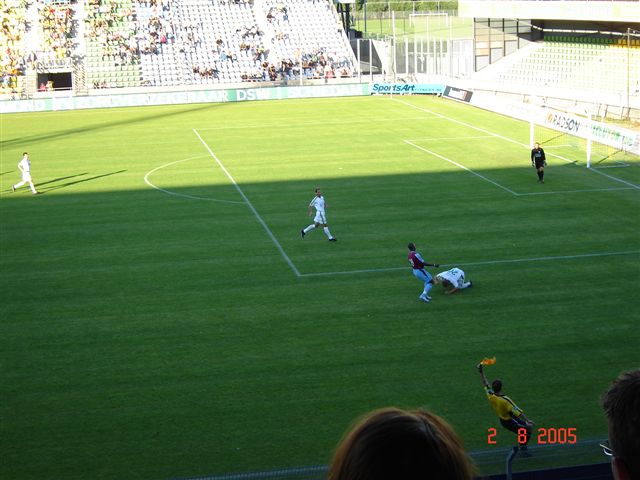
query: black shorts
534 160 546 169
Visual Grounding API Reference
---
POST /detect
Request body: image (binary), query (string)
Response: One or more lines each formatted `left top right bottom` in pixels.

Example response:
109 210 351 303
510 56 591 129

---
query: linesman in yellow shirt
478 363 534 451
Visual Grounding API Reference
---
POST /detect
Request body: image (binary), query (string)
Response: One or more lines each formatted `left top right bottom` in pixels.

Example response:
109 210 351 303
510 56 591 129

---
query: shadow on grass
39 170 127 194
0 102 227 150
36 173 89 187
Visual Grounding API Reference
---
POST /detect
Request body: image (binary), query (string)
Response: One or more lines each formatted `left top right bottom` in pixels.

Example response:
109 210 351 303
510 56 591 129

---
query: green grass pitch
1 95 638 480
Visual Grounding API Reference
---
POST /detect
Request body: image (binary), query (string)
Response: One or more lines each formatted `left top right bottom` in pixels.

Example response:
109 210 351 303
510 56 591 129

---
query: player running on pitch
12 152 39 195
407 242 439 303
301 188 337 241
434 267 473 294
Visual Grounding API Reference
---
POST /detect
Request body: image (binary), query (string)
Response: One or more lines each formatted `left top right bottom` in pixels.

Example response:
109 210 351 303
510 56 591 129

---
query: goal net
408 12 449 37
530 107 640 168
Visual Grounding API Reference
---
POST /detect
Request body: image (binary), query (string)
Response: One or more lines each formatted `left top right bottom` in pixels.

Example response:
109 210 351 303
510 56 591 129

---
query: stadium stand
1 0 32 95
0 0 356 94
85 0 141 89
496 35 640 96
258 0 355 80
135 0 180 86
172 0 263 85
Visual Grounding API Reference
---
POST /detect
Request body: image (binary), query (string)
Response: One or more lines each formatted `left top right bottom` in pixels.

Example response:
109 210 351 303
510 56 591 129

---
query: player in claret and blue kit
407 242 439 303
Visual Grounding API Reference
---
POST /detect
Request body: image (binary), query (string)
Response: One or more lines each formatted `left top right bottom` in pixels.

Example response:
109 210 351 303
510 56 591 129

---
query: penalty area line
299 250 640 277
515 186 635 196
404 139 518 196
193 129 302 277
395 98 640 190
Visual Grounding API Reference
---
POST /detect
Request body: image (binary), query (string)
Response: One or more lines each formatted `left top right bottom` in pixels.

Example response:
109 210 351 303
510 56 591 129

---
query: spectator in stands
327 407 475 480
478 363 534 452
602 369 640 480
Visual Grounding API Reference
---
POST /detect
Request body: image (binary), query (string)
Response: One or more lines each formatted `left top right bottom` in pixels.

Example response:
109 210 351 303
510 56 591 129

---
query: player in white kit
434 267 472 294
300 188 336 241
12 152 38 194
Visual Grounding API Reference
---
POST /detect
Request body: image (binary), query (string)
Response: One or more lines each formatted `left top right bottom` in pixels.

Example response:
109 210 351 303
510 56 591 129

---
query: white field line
408 135 496 141
193 129 301 277
394 98 640 189
299 250 640 278
588 164 640 188
516 187 635 196
404 139 519 196
594 163 631 169
194 116 434 131
144 156 246 205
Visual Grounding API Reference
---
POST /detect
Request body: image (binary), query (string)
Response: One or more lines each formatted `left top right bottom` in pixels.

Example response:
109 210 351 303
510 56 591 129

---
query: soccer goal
408 12 449 37
530 107 640 168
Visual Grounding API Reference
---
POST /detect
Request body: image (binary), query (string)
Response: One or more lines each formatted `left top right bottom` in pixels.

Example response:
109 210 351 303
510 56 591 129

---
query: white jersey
309 195 327 224
18 156 31 173
436 267 466 288
309 195 326 214
18 156 32 181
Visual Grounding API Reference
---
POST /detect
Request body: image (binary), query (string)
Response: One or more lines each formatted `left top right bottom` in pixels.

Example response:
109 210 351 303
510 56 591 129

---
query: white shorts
21 172 32 182
314 211 327 224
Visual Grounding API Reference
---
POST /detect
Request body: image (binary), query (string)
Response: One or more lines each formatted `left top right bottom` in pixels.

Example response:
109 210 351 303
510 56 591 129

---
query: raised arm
477 363 489 388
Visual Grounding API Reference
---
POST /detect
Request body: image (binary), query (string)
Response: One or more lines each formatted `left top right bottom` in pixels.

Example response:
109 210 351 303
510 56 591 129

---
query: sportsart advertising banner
538 108 640 155
370 83 444 95
0 83 370 113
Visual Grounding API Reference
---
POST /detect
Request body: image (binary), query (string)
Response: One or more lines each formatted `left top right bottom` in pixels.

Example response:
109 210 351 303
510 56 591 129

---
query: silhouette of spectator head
602 369 640 480
328 407 475 480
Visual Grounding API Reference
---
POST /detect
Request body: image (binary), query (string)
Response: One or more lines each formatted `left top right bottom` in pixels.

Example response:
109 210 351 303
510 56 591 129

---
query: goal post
408 12 449 37
530 107 640 168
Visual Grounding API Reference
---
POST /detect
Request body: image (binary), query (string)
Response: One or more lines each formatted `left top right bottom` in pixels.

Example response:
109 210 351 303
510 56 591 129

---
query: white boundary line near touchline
194 115 435 132
403 140 635 197
144 156 246 205
193 129 302 277
404 134 636 197
394 98 640 190
299 250 640 278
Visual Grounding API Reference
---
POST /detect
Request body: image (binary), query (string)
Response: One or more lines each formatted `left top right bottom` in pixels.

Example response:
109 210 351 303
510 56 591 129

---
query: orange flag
480 357 496 366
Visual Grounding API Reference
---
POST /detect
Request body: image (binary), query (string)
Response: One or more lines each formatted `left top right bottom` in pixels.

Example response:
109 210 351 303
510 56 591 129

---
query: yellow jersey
485 385 524 421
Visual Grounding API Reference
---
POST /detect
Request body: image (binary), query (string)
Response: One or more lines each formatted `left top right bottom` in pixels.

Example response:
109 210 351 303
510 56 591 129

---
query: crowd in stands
2 0 355 93
85 0 138 65
1 0 33 94
240 48 354 83
134 0 175 56
241 50 351 83
39 2 75 60
240 1 353 82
